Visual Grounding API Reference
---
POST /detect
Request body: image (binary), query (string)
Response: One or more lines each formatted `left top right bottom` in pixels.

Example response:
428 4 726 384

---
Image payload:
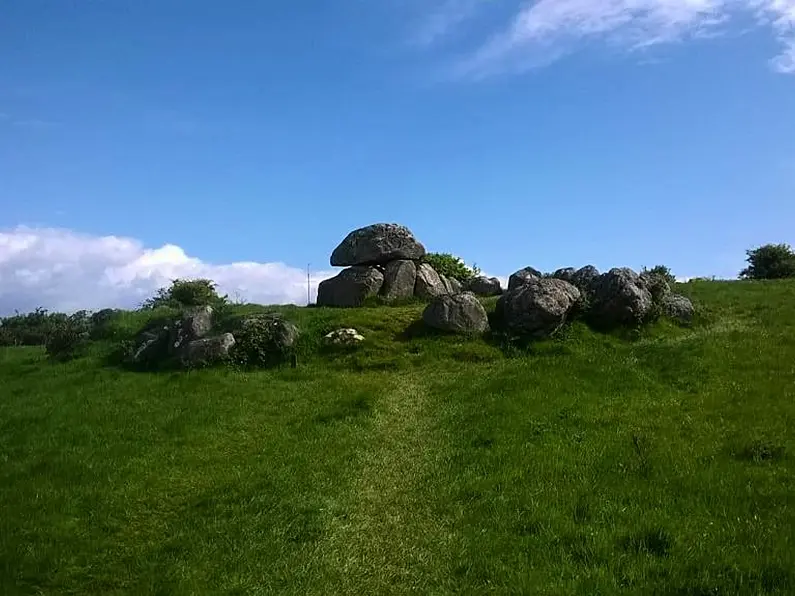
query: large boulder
639 271 672 303
422 292 490 334
317 266 384 307
182 333 235 366
662 294 695 324
448 277 464 294
467 276 502 296
130 327 169 365
508 266 543 291
330 223 426 266
439 274 454 295
414 263 448 299
170 305 214 353
185 305 214 336
501 278 581 338
380 260 417 302
552 268 576 283
571 265 600 295
591 268 653 326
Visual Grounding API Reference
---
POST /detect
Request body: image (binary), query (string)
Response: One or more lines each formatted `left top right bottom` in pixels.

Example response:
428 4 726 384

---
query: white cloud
412 0 795 77
769 29 795 73
411 0 486 47
0 227 334 315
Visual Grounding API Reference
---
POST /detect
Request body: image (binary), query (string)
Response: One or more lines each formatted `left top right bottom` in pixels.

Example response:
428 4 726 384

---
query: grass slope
1 281 794 595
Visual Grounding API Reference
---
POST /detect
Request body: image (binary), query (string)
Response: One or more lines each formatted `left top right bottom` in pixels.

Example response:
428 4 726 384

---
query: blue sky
1 0 794 312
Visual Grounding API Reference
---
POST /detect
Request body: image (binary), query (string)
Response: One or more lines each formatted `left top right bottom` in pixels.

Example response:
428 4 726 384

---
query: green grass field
1 280 793 595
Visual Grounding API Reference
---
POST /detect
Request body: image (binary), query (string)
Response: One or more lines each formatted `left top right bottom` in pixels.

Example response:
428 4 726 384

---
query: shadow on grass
397 313 576 360
314 395 373 425
397 319 449 341
619 527 674 558
734 440 786 463
666 563 792 595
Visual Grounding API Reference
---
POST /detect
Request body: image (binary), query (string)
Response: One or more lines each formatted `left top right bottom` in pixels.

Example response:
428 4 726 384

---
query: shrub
45 318 91 361
69 310 92 333
422 253 481 282
0 307 69 346
740 244 795 280
641 265 677 287
639 267 675 324
142 278 227 310
89 308 123 340
230 315 299 368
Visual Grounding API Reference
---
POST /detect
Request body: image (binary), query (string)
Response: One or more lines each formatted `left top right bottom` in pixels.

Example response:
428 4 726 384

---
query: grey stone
439 274 456 295
182 333 236 366
170 305 214 353
448 277 464 294
508 266 543 291
330 223 426 266
501 278 581 338
380 260 417 302
131 328 167 364
422 292 490 334
552 268 576 283
571 265 601 295
317 266 384 307
182 305 214 339
414 262 448 299
639 271 672 303
662 294 695 324
467 276 502 296
591 268 653 326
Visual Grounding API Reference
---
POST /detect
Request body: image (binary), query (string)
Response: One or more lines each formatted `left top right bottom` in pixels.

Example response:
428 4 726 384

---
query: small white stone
324 328 365 345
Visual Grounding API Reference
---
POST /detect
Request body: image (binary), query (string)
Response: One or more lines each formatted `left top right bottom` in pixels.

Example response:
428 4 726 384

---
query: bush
422 253 481 282
230 315 299 368
142 278 227 310
740 244 795 280
45 318 91 361
89 308 120 337
641 265 677 287
0 308 69 346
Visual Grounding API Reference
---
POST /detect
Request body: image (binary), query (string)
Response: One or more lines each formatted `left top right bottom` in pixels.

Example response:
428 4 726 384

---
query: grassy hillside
1 280 794 595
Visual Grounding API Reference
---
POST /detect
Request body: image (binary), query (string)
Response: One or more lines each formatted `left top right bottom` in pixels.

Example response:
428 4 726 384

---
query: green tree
142 278 227 310
641 265 677 287
740 244 795 280
422 253 481 282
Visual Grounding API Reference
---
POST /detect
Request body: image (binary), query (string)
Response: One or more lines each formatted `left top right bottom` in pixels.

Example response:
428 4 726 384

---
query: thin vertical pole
307 263 311 306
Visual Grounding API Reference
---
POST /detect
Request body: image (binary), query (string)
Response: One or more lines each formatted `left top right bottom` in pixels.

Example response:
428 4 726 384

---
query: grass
1 280 794 594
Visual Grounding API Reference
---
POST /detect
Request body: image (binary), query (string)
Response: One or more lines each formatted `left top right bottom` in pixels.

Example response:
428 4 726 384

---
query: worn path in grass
311 374 457 594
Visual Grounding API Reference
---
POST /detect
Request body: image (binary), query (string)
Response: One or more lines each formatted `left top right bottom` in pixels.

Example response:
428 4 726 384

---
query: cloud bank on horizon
0 227 741 315
0 227 334 315
412 0 795 77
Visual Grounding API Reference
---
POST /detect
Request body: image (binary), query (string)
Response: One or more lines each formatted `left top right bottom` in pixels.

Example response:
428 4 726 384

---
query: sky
1 0 794 314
